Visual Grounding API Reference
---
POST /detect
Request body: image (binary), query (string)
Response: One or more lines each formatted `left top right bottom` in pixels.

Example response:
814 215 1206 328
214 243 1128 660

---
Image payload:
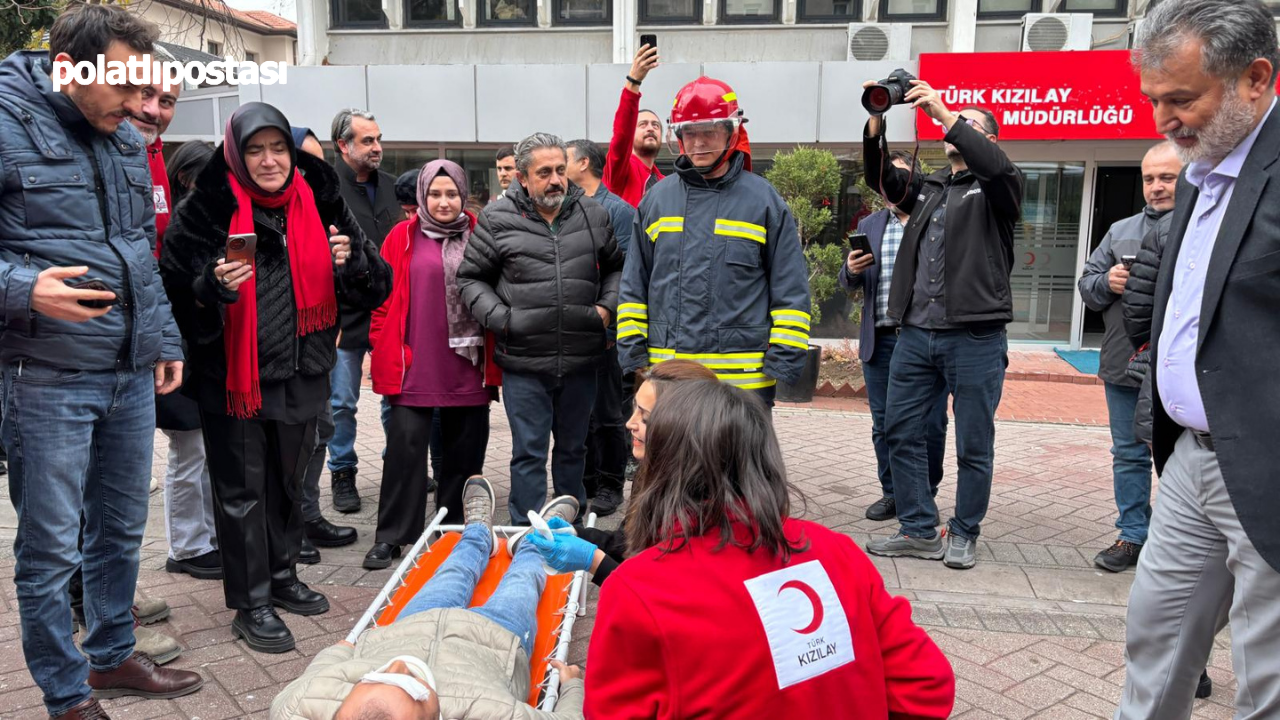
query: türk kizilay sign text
915 50 1162 142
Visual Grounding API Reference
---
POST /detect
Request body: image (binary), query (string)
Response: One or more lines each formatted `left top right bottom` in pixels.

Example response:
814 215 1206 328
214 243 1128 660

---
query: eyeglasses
963 116 989 134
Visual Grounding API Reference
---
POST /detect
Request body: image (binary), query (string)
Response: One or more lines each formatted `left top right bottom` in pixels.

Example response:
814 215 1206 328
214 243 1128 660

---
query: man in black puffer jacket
1123 213 1174 445
459 132 624 524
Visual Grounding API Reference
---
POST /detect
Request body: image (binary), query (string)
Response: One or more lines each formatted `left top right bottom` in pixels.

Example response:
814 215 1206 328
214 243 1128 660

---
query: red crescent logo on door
779 580 824 634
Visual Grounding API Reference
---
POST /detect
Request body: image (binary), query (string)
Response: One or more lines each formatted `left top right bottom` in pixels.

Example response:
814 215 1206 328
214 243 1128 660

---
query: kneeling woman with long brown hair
583 382 956 719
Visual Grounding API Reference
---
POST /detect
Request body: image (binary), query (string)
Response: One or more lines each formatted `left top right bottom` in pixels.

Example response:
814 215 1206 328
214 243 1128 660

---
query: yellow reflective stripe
618 302 648 314
646 217 684 241
714 219 767 245
735 378 778 390
617 320 648 333
617 311 647 321
771 309 812 322
618 327 647 339
722 92 737 103
648 349 765 361
772 318 811 331
770 337 810 350
770 327 809 341
653 358 764 370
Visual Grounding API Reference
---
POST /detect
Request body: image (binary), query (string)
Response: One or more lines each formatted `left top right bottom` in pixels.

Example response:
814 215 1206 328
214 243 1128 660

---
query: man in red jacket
131 77 180 254
603 44 664 208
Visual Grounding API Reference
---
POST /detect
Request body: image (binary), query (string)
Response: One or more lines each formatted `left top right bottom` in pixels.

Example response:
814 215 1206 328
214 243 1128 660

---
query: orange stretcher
346 508 594 710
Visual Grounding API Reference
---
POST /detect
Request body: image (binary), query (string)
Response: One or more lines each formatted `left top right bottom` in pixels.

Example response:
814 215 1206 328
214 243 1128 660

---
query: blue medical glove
546 517 574 532
528 530 598 574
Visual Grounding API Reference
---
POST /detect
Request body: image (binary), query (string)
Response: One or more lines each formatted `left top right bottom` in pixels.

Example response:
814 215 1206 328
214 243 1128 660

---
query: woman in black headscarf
161 102 391 653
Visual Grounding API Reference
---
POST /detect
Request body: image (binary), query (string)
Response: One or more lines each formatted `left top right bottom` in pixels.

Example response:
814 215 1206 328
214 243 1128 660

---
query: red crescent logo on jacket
779 580 824 634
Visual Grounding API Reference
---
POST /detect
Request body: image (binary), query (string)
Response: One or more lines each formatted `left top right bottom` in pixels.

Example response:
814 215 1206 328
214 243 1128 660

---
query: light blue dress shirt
1157 99 1277 433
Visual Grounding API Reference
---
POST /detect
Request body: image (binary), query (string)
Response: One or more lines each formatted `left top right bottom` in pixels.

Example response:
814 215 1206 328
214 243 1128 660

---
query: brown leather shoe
53 697 110 719
88 651 204 700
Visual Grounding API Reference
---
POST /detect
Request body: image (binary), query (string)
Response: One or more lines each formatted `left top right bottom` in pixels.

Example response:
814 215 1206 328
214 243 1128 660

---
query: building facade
169 0 1280 347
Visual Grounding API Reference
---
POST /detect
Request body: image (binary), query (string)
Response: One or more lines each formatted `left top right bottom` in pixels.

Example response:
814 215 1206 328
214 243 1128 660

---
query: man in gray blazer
1118 1 1280 717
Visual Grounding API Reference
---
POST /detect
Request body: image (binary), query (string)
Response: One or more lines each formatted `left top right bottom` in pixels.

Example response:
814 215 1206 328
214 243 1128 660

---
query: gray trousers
1116 431 1280 719
160 428 218 561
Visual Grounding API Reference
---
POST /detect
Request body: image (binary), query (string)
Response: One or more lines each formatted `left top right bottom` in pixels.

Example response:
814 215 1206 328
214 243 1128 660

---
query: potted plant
765 146 843 403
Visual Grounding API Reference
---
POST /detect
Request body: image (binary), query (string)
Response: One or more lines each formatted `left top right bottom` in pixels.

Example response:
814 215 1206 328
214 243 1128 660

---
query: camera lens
864 86 892 115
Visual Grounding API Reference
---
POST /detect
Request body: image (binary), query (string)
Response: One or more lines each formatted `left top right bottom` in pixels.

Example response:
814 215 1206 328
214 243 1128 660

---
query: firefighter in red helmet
616 77 810 408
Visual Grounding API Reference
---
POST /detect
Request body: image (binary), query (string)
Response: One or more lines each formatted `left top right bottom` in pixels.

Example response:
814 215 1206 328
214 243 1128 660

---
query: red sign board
915 50 1162 141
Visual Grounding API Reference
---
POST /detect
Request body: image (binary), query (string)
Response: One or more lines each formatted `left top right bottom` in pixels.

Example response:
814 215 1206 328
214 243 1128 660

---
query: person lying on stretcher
271 476 585 720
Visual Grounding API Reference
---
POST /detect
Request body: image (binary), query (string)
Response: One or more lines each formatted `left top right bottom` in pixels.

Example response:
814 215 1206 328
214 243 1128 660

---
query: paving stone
1004 675 1076 710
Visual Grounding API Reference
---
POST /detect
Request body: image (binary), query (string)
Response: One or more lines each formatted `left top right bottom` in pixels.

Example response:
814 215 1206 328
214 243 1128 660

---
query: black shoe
271 581 330 616
305 517 357 547
231 606 295 653
1196 670 1212 699
865 496 896 521
592 486 624 518
331 468 361 514
1094 539 1142 573
426 475 438 493
164 550 224 580
298 537 321 565
363 542 402 570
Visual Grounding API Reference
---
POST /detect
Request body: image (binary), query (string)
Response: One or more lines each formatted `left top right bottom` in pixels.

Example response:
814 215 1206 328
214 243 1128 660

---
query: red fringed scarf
223 170 337 418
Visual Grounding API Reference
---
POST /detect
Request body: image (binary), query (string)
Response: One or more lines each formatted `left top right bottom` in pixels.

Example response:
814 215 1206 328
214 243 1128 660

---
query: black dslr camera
861 69 917 116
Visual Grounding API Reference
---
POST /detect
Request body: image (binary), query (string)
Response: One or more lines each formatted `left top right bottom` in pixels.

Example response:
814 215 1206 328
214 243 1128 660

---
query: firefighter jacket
617 152 812 388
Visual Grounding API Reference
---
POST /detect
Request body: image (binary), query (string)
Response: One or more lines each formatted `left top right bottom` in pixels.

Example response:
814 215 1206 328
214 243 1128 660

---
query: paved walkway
0 394 1236 719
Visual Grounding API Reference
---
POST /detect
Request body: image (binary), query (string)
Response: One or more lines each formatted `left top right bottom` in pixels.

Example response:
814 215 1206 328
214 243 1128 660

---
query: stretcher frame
347 507 596 711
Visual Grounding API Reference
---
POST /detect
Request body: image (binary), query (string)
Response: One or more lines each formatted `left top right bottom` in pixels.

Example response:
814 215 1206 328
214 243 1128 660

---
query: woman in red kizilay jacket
581 381 955 719
366 159 501 570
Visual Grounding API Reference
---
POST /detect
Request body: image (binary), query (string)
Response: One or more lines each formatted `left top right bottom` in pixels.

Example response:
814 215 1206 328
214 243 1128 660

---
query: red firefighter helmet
667 76 752 173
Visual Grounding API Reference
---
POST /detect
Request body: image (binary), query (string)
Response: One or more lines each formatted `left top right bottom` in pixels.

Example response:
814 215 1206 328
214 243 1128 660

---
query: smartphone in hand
640 34 657 50
226 233 258 265
848 233 875 265
1121 254 1136 270
63 277 115 309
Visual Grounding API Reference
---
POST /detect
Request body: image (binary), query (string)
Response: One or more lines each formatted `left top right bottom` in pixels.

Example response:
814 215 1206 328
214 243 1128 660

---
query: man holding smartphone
604 43 664 208
838 151 949 523
0 5 200 718
1077 141 1183 573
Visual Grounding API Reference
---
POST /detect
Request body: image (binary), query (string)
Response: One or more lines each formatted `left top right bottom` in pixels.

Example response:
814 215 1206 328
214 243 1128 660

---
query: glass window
481 0 536 24
406 0 461 26
879 0 946 20
332 0 387 27
797 0 862 23
554 0 610 24
1061 0 1124 15
1009 162 1085 343
977 0 1039 18
640 0 702 24
207 40 222 55
721 0 780 23
244 51 258 62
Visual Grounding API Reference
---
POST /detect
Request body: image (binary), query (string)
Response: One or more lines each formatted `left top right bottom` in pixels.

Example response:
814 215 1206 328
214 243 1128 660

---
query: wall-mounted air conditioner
1021 13 1093 52
846 23 912 63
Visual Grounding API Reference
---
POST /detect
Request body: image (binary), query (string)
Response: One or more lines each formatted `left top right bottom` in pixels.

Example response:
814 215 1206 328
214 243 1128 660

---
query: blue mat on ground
1054 348 1100 375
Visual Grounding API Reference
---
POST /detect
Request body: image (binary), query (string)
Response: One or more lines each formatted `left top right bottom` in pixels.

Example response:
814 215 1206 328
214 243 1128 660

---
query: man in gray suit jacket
838 151 948 523
1118 1 1280 717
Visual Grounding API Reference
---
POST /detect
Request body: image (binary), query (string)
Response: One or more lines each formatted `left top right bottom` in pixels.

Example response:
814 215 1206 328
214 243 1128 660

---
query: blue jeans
1104 382 1154 544
502 369 597 524
327 347 388 473
863 329 948 497
1 363 154 715
400 524 545 656
884 326 1007 541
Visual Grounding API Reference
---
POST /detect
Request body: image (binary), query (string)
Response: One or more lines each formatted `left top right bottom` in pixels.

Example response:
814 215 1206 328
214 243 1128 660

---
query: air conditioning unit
846 23 912 63
1021 13 1093 52
1129 18 1146 49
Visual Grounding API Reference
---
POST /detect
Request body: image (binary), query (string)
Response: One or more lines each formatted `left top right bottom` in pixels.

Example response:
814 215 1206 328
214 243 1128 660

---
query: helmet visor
667 118 741 159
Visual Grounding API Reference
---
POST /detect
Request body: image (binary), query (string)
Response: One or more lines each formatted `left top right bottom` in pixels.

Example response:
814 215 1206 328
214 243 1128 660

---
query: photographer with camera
859 74 1023 571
